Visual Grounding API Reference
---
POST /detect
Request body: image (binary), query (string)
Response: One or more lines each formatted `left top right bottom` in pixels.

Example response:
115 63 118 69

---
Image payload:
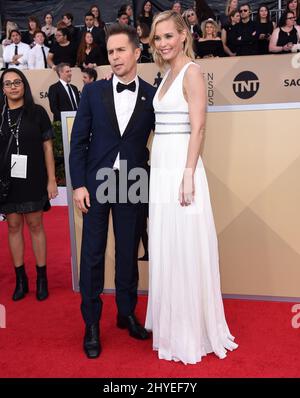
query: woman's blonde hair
149 10 194 69
6 21 18 37
201 18 220 38
225 0 237 16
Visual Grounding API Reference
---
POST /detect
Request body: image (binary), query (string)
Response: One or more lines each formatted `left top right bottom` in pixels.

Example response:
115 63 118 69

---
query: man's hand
73 187 91 213
102 70 113 80
12 54 22 64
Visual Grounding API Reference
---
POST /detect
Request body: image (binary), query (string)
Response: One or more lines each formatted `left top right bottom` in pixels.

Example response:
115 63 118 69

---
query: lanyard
7 108 24 155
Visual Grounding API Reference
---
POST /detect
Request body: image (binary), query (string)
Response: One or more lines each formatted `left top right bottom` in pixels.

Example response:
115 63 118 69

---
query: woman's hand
47 179 58 200
179 170 195 207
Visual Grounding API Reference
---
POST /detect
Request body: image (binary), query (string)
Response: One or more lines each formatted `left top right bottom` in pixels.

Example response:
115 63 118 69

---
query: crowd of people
1 1 300 71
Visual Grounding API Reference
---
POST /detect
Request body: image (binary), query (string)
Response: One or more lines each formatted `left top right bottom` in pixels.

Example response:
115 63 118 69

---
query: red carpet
0 207 300 378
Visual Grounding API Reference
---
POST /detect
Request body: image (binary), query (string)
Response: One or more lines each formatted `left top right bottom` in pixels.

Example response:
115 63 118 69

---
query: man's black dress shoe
83 323 101 359
117 314 149 340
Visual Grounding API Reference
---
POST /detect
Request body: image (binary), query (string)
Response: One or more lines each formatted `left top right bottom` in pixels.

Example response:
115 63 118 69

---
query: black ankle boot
36 265 48 301
12 265 29 301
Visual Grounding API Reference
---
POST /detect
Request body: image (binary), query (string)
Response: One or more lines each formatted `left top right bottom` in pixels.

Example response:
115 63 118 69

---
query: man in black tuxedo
81 12 108 65
69 23 155 359
48 63 80 122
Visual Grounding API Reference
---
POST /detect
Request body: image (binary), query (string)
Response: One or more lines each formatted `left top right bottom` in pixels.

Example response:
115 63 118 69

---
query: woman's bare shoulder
185 62 202 78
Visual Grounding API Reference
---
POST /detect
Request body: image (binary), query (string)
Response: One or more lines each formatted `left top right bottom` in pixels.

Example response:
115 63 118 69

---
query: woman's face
85 32 94 45
91 7 99 18
205 23 215 37
144 2 152 13
230 0 238 10
187 10 197 25
45 14 52 25
153 19 186 63
286 12 296 27
259 7 268 19
232 11 241 24
126 5 133 17
172 3 182 14
288 0 298 12
55 30 65 44
2 72 25 102
137 26 142 37
29 20 37 31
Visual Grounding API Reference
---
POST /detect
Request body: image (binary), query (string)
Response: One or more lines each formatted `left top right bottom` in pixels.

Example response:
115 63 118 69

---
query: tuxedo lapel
122 79 147 138
71 84 80 104
58 81 73 109
101 81 121 137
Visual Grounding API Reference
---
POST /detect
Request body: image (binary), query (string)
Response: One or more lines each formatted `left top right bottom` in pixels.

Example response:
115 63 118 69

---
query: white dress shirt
28 43 50 69
112 74 139 169
3 42 30 69
59 79 78 109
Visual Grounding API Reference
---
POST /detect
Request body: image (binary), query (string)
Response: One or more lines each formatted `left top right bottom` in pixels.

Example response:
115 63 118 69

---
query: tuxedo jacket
48 81 80 122
69 77 156 198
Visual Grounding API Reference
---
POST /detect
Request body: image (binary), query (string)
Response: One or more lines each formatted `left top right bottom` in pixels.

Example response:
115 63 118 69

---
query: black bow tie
116 81 136 93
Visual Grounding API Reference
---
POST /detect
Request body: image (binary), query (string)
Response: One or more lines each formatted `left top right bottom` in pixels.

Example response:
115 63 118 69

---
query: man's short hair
63 12 74 22
107 23 139 49
85 12 95 19
117 10 128 19
9 29 21 39
239 3 251 11
56 62 71 77
82 68 98 81
33 30 45 38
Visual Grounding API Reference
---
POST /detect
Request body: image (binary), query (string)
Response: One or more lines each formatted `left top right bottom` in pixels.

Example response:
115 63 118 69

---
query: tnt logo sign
291 304 300 329
0 304 6 328
233 71 260 99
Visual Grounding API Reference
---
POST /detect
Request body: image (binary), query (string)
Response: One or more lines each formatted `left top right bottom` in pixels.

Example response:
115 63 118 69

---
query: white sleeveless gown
145 62 238 364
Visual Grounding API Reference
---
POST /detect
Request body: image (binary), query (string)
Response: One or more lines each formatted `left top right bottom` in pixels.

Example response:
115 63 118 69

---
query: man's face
239 6 250 20
59 66 72 83
11 32 21 44
34 32 45 45
62 16 72 26
82 72 94 85
107 33 140 80
85 16 94 29
119 14 129 25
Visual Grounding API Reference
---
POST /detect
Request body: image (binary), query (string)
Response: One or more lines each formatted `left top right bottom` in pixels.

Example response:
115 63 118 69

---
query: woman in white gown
145 10 238 364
